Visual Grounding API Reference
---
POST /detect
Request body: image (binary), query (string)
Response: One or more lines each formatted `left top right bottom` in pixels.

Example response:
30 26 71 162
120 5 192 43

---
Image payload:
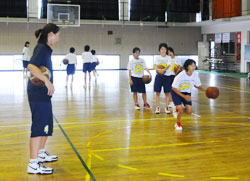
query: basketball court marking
211 177 239 180
158 172 185 178
117 164 138 171
85 122 242 180
0 116 250 139
53 115 96 181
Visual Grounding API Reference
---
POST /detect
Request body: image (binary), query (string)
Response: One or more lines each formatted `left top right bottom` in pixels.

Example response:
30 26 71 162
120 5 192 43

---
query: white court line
192 113 201 117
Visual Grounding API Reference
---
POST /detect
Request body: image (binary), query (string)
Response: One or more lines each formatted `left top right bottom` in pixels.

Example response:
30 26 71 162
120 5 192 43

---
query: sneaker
155 107 160 114
135 103 140 110
172 108 178 118
144 103 151 109
165 107 171 114
168 102 175 109
174 122 183 131
27 162 53 174
173 110 178 118
38 151 58 163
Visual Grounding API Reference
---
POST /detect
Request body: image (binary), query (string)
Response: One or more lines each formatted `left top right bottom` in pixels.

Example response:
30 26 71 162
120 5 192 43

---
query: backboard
47 3 80 27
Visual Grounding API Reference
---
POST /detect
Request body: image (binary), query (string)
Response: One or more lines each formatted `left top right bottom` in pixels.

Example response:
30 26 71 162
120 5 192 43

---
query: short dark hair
24 41 30 47
158 43 168 51
168 47 174 54
133 47 140 53
91 50 96 55
35 23 60 44
70 47 75 53
183 59 196 71
84 45 90 51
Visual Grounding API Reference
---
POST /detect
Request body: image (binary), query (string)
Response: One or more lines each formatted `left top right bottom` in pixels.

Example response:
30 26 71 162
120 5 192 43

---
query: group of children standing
63 45 99 87
127 43 204 131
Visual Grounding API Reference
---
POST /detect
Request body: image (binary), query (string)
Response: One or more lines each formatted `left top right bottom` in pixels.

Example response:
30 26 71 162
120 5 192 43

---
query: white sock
39 149 46 154
29 158 38 164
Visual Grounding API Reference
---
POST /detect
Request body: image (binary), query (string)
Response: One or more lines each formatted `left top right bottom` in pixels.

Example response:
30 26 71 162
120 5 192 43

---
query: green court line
53 115 96 181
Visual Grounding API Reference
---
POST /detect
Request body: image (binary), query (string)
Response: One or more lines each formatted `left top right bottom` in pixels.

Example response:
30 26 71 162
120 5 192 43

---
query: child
22 41 31 77
171 59 205 131
127 47 152 110
27 23 60 174
82 45 93 86
65 47 77 87
153 43 171 114
167 47 182 111
91 50 99 80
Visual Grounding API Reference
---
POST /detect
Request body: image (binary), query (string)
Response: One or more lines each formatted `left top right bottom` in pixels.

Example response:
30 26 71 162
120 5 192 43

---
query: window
0 54 120 71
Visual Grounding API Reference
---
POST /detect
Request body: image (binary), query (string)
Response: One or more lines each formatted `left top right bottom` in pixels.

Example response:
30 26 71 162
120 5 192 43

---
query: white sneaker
173 111 178 118
38 151 58 162
155 107 160 114
27 162 53 174
168 102 175 109
165 107 171 114
174 123 183 131
135 103 140 110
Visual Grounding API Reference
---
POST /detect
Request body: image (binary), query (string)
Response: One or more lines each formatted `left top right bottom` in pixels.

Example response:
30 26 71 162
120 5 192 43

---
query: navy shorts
23 60 29 68
130 76 146 93
67 64 75 75
29 101 53 138
171 91 192 106
91 62 97 71
154 75 175 93
83 63 92 73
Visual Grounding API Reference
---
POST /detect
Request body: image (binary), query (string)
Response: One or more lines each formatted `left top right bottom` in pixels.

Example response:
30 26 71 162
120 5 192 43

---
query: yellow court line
0 131 30 138
211 177 239 180
1 116 249 138
93 140 223 152
85 154 92 181
117 164 138 171
93 135 250 153
0 115 248 129
158 172 184 178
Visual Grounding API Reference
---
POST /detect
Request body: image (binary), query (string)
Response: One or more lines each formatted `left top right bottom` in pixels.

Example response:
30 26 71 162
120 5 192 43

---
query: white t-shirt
127 58 147 78
92 55 99 63
167 56 182 76
154 55 171 76
22 47 31 61
172 71 201 93
65 53 77 64
82 52 93 63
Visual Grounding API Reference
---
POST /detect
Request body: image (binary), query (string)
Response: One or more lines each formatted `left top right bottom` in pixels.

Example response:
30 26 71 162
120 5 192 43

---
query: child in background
65 47 77 87
91 50 99 80
153 43 171 114
128 47 152 110
22 41 31 77
82 45 93 86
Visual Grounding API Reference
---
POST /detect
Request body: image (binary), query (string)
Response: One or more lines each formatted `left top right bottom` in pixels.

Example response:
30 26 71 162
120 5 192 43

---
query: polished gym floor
0 70 250 181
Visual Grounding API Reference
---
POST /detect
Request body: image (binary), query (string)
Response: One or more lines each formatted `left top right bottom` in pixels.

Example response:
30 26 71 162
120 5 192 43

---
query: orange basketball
142 75 152 84
174 66 182 75
157 64 166 75
30 66 51 87
206 87 219 99
157 64 165 69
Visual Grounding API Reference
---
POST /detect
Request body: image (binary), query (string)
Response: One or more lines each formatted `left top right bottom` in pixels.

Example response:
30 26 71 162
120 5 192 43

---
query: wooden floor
0 70 250 181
